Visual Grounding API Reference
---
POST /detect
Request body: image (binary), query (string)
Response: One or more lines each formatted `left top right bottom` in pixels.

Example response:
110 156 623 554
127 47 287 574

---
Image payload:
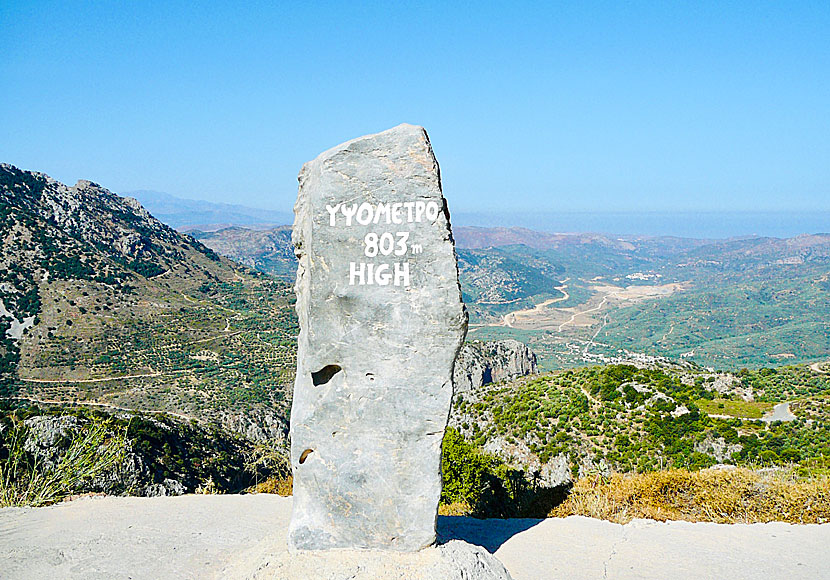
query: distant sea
453 211 830 240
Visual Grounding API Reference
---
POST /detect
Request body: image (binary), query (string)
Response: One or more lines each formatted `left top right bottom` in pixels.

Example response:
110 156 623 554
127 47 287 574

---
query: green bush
441 427 569 517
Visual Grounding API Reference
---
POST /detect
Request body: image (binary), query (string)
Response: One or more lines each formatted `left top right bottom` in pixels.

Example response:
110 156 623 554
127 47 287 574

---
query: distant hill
455 226 642 251
124 189 293 230
0 164 297 440
190 226 296 280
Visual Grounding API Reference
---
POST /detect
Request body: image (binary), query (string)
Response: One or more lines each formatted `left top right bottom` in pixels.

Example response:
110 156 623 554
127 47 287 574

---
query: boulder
289 124 468 551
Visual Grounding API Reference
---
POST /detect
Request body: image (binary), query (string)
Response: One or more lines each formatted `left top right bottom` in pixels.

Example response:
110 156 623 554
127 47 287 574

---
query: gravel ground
1 495 828 579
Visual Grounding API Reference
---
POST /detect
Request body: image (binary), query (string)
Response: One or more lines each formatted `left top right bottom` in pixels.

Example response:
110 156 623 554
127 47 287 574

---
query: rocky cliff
453 339 538 393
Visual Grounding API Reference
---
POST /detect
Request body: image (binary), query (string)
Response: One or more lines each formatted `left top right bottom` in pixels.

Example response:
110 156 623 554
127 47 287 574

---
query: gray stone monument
288 124 468 552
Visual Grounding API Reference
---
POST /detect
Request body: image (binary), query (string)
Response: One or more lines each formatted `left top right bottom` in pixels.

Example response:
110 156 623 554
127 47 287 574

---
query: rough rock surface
20 415 152 495
219 409 288 444
226 539 513 580
694 433 743 463
453 339 538 392
22 415 83 468
476 433 572 488
289 124 467 551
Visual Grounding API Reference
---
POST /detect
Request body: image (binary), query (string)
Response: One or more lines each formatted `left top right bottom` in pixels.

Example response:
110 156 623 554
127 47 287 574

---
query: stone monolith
288 124 468 551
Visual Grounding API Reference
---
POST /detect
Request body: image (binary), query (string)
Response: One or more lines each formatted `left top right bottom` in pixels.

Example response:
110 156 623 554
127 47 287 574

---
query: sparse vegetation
0 415 127 507
0 404 289 500
452 364 830 476
551 468 830 524
696 397 773 419
249 475 293 496
440 427 569 518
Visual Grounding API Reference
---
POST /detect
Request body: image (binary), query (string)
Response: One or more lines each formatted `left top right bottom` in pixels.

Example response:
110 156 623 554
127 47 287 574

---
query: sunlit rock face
453 339 538 393
288 124 467 551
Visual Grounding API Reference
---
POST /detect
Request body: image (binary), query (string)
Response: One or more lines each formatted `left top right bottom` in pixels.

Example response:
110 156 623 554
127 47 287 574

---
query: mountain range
188 223 830 370
2 163 829 500
0 166 535 442
124 190 292 231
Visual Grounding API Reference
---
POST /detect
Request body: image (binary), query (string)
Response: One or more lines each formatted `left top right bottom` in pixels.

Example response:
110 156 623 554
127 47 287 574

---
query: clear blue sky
1 1 828 215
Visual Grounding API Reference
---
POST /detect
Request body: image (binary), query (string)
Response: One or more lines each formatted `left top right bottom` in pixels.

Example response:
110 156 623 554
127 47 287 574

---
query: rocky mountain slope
450 361 830 485
0 164 296 440
190 226 295 279
453 340 538 392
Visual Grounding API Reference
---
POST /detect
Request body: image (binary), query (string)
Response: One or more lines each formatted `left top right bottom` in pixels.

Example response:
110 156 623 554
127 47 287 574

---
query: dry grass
550 468 830 524
438 501 474 516
0 417 127 507
249 475 293 496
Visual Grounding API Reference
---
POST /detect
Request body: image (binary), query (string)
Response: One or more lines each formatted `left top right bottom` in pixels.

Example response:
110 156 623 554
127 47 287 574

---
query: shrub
249 475 293 496
0 416 127 507
441 427 569 517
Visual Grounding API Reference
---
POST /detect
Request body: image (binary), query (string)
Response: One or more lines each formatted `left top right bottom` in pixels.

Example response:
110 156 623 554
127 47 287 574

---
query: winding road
761 402 797 423
558 290 620 333
501 283 570 328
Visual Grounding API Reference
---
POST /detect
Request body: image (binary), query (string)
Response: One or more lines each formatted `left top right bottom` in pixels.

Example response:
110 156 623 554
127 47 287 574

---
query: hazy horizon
453 210 830 240
122 187 829 240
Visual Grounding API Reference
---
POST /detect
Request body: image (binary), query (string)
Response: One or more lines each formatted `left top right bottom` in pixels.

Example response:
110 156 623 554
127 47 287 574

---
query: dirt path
579 384 602 407
183 329 243 346
558 290 619 332
10 394 198 423
810 362 828 374
2 496 828 580
177 291 237 314
582 313 610 358
502 284 569 328
19 372 164 384
148 269 170 280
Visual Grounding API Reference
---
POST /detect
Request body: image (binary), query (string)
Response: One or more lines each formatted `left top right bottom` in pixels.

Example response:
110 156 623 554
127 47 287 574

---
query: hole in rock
311 364 342 386
482 367 493 385
299 449 314 464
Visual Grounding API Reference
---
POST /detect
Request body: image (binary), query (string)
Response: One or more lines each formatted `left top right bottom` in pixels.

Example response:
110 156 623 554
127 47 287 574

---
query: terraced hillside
0 164 296 440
